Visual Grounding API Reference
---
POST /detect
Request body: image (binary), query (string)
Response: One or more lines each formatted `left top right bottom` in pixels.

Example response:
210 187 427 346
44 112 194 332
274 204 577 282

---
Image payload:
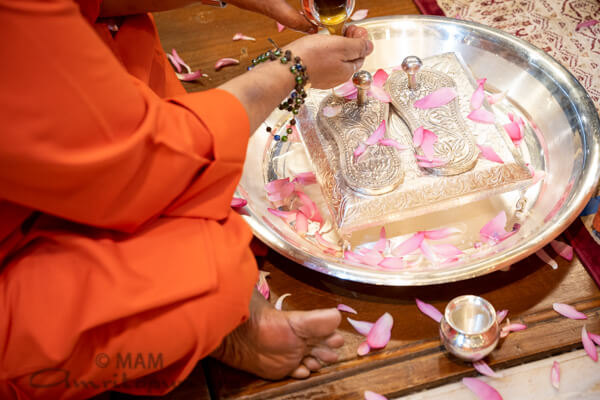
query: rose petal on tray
337 304 358 314
372 68 389 87
486 91 507 105
503 121 523 145
268 208 297 224
314 232 340 253
392 232 425 256
588 331 600 346
583 325 598 361
471 78 486 110
230 197 247 208
232 32 256 41
276 21 286 32
351 9 369 21
274 293 291 310
379 138 408 151
294 212 308 234
477 144 504 164
368 85 392 103
536 249 558 270
296 190 323 223
355 248 385 267
334 80 358 97
496 309 508 324
354 142 367 159
373 227 388 252
414 87 457 109
576 19 598 31
365 120 386 145
292 172 317 186
423 227 461 240
553 303 587 320
214 57 239 71
323 105 342 117
367 312 393 349
468 108 495 124
550 239 573 261
415 298 443 323
551 361 560 390
364 390 388 400
430 243 463 260
462 377 504 400
419 128 438 161
480 211 516 244
473 360 503 378
378 257 406 269
348 318 374 336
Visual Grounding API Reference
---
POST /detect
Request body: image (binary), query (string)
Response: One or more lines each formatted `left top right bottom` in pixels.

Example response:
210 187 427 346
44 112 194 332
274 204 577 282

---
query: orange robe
0 0 258 398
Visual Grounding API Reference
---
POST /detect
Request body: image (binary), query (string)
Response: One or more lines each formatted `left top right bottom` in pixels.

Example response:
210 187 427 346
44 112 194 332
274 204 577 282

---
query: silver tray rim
240 15 600 286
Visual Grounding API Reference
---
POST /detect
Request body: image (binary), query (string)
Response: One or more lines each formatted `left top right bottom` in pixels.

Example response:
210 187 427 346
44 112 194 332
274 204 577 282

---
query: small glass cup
301 0 355 35
439 295 500 361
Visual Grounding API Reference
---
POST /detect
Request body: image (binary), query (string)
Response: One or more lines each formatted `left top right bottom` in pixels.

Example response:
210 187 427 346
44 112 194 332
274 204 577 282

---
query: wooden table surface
115 1 600 399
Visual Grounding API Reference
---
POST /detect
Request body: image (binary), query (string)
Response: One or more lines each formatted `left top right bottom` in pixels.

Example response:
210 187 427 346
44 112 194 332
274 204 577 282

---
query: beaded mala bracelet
247 40 309 142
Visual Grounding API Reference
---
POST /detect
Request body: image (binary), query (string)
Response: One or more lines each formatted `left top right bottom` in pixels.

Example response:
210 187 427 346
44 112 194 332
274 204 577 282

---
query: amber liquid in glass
314 0 348 35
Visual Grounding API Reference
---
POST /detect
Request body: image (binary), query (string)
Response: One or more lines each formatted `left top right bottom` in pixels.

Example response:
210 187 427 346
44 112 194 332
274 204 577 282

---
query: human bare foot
210 289 344 379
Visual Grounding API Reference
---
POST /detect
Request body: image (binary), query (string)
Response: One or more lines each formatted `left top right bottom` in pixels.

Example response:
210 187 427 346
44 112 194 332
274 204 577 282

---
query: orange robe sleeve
0 1 259 399
0 0 250 233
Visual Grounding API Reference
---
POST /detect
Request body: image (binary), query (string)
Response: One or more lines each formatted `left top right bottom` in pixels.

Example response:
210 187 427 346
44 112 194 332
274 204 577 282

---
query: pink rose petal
367 312 393 349
550 240 573 261
354 142 367 159
314 232 340 253
373 227 387 252
170 48 187 73
462 377 503 400
413 126 424 147
421 129 438 161
392 232 425 256
471 79 486 110
480 211 516 244
347 318 374 336
334 80 358 98
350 9 369 21
368 86 392 103
365 120 386 145
588 332 600 346
419 240 437 261
337 304 358 314
477 144 504 164
536 249 558 270
232 32 256 41
177 71 204 82
323 105 342 117
294 211 308 234
423 227 461 240
292 172 317 186
414 87 457 109
415 298 443 323
214 57 239 71
430 243 464 260
582 325 598 361
486 91 507 105
551 361 560 390
473 360 503 378
378 257 406 269
372 69 389 87
500 323 527 338
266 178 295 202
379 138 408 151
276 21 286 32
417 159 447 168
267 208 298 224
503 121 523 145
576 19 598 31
230 197 247 208
357 341 371 356
364 391 388 400
468 108 495 124
553 303 587 320
355 248 385 267
496 309 508 324
296 190 323 223
274 293 291 310
256 270 270 299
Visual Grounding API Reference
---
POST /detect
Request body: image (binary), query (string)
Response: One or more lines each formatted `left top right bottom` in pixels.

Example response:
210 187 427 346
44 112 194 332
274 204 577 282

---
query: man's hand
225 0 318 33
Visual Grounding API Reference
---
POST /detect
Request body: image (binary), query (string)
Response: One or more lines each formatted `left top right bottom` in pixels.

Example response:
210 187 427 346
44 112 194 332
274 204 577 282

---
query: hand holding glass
302 0 355 35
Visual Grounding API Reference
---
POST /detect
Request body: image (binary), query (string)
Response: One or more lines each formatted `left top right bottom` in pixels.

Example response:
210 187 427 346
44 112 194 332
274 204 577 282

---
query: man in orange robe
0 0 373 398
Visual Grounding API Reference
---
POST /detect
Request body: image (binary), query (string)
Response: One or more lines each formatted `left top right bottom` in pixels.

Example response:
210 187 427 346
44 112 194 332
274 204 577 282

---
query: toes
302 356 322 371
290 364 311 379
288 308 342 339
310 346 339 363
325 332 345 348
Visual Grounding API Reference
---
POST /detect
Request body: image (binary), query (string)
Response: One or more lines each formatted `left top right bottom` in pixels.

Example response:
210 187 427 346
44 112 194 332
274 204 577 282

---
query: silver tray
237 15 600 286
